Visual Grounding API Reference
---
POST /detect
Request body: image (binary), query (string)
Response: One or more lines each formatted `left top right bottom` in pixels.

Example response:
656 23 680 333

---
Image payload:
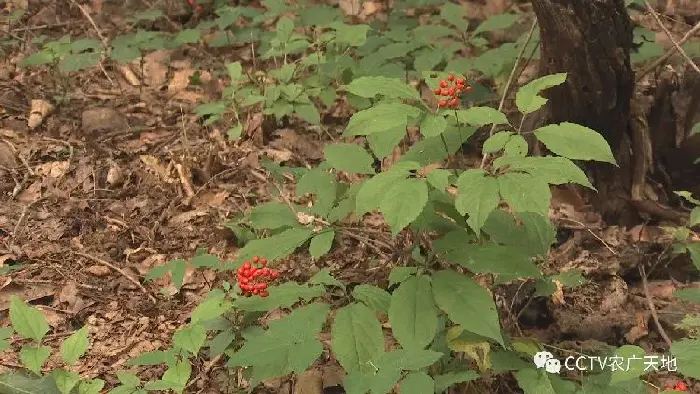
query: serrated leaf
352 285 391 315
59 326 89 365
425 169 452 191
440 3 467 31
228 304 329 382
399 126 476 166
609 345 646 384
297 168 338 217
455 169 500 234
308 268 345 290
52 370 80 394
324 143 375 174
399 372 434 394
330 22 371 47
367 125 407 159
355 164 415 215
482 131 514 154
515 73 567 115
674 288 700 303
309 231 335 259
496 156 594 189
332 303 384 374
671 338 700 379
389 276 438 350
172 324 207 355
497 173 551 217
431 270 504 346
388 267 419 287
234 282 325 311
345 77 420 100
445 244 542 278
473 13 520 35
504 134 529 157
20 345 51 375
77 379 104 394
515 369 555 394
434 371 479 392
534 122 616 164
420 114 448 138
454 107 510 127
58 52 101 73
689 207 700 227
345 103 420 136
0 372 59 394
9 296 49 342
232 228 314 267
377 349 442 371
482 210 555 258
380 178 429 235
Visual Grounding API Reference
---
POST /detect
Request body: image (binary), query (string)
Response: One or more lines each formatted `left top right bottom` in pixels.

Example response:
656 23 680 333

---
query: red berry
433 88 441 95
261 268 270 276
195 4 202 11
271 271 280 279
256 282 267 290
456 78 465 85
252 288 259 295
449 98 458 107
448 87 456 96
188 0 195 3
260 258 267 266
260 291 269 297
439 80 448 88
448 74 454 81
438 100 447 107
239 277 248 285
243 261 251 270
676 382 687 391
252 256 259 263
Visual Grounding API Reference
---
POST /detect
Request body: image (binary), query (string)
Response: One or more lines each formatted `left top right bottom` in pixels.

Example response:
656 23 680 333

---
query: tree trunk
530 0 637 225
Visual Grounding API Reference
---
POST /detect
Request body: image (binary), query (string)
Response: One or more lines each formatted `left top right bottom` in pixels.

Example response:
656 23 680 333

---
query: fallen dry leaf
34 161 69 178
27 99 54 129
82 107 129 134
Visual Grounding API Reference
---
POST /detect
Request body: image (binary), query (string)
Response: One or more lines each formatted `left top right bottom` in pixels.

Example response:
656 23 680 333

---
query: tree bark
530 0 637 225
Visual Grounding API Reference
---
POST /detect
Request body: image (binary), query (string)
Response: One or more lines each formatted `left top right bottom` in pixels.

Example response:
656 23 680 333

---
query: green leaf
0 372 59 394
534 122 616 164
689 207 700 227
377 349 443 371
367 125 407 158
9 296 49 342
174 28 201 45
473 13 521 35
52 370 80 394
515 73 567 115
297 168 337 217
309 231 335 259
399 126 476 166
58 52 101 73
399 372 434 394
332 303 384 374
234 282 325 312
191 293 232 324
345 77 420 100
19 345 51 375
454 107 510 127
330 22 371 47
77 379 105 394
434 371 479 392
324 143 375 175
609 345 646 384
504 134 529 157
172 324 207 355
498 173 551 217
126 349 176 366
355 163 416 215
233 228 314 266
671 338 700 379
308 268 345 290
496 156 594 189
345 103 419 137
674 288 700 303
228 304 329 382
431 270 504 346
59 326 89 365
226 61 243 86
426 169 452 192
445 244 542 278
482 210 555 258
440 3 467 31
419 114 447 138
515 369 555 394
379 178 429 235
156 360 191 392
209 329 236 357
352 285 391 315
456 169 500 234
388 267 418 287
389 276 438 350
482 131 514 154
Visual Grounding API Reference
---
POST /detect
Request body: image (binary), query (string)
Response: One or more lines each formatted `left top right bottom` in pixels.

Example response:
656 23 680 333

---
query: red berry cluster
433 74 472 109
236 256 280 297
186 0 203 12
666 382 687 392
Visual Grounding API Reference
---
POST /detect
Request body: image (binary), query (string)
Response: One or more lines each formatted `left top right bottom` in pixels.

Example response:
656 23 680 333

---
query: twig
480 18 538 169
644 1 700 75
639 265 673 348
636 18 700 82
74 252 157 303
339 230 390 257
186 355 222 390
